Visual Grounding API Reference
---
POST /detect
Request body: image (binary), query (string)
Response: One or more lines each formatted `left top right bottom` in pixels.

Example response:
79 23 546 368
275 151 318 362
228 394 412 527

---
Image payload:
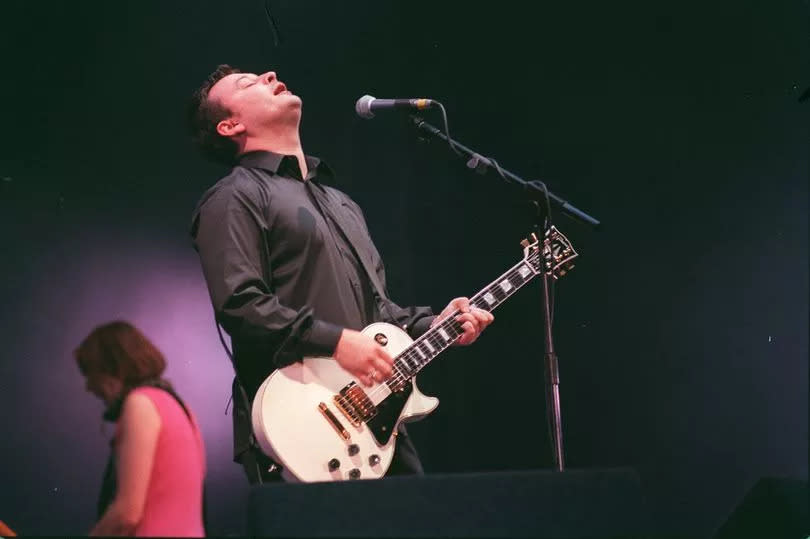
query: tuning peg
520 238 530 248
530 232 538 242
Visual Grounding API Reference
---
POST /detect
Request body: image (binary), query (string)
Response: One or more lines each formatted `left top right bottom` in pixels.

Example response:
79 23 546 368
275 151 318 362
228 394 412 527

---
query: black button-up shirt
191 151 434 458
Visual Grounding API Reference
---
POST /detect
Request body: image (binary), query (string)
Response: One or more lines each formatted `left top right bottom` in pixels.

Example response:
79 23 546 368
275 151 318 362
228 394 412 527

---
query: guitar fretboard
389 250 542 382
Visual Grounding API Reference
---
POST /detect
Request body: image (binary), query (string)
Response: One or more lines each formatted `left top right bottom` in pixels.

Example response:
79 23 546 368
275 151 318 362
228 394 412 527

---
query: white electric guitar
251 227 578 482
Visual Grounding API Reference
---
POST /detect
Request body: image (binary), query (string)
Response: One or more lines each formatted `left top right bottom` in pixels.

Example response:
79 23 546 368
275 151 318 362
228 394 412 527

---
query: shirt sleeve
192 177 343 369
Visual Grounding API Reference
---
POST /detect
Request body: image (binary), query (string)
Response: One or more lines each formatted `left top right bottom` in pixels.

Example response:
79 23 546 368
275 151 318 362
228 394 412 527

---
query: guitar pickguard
366 383 413 445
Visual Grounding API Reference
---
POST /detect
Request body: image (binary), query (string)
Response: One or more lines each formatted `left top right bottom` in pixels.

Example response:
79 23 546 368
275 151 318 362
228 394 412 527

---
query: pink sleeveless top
117 387 206 537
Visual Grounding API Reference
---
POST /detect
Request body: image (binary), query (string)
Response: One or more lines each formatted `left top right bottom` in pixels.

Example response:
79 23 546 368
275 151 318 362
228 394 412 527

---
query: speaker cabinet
248 467 647 537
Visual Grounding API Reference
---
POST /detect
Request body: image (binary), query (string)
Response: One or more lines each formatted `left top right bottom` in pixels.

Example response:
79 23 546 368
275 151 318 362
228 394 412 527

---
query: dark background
0 1 806 537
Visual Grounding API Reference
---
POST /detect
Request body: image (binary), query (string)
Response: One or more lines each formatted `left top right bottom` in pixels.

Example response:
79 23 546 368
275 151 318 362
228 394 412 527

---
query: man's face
208 70 302 135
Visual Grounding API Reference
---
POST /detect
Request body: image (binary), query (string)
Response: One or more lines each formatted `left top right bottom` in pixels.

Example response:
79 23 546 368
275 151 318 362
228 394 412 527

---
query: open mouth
273 83 288 95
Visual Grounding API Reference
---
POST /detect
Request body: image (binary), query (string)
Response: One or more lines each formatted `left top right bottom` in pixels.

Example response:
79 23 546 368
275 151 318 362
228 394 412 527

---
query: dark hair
74 321 166 389
187 64 242 165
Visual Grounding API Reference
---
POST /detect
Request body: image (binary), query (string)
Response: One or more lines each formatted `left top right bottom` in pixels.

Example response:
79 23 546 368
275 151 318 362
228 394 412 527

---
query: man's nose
261 71 277 84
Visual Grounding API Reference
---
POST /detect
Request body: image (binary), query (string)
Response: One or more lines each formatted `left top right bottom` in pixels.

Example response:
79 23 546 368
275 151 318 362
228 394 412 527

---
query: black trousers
240 426 424 484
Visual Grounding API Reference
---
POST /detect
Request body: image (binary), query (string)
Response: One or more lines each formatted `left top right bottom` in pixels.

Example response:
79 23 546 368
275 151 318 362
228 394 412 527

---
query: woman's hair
74 321 166 388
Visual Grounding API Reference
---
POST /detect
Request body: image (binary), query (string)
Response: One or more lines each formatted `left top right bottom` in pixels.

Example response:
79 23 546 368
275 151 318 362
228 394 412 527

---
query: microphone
355 94 434 119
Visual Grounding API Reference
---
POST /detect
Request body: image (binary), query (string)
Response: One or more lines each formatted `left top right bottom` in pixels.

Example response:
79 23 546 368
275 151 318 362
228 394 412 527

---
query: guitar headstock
521 226 578 280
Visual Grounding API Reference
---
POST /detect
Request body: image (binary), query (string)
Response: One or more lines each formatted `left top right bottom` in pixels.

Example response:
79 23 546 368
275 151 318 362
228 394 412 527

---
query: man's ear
216 118 246 137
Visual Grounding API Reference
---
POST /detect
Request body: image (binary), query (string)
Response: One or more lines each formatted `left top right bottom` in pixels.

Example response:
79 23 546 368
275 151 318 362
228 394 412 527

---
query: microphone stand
409 115 600 472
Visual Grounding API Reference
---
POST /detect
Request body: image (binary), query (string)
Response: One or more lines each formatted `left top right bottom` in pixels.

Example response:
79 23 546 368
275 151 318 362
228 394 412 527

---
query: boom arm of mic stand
410 116 601 228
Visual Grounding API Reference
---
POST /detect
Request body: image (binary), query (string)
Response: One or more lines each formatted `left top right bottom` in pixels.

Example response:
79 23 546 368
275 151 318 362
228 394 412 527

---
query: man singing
187 65 494 484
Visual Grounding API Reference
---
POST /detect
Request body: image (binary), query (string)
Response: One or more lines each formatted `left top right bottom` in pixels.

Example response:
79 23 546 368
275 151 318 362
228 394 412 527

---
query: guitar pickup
334 383 377 425
318 402 351 442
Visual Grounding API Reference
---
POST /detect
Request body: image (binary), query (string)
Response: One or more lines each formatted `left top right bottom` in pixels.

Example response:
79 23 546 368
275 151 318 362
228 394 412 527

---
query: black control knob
348 444 360 456
348 468 361 480
327 458 341 471
368 454 381 466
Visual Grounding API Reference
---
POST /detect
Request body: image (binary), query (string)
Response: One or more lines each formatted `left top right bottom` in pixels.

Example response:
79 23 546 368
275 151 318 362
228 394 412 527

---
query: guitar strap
304 181 392 316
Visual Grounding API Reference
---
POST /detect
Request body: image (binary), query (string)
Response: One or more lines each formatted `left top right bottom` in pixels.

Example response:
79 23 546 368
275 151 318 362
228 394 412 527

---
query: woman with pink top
74 321 206 537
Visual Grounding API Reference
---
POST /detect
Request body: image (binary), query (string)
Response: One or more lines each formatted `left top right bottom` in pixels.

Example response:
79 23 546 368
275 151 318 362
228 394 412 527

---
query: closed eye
236 75 258 90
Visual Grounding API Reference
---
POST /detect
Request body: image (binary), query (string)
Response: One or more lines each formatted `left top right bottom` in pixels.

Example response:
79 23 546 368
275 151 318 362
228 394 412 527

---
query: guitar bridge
318 402 351 441
333 382 377 426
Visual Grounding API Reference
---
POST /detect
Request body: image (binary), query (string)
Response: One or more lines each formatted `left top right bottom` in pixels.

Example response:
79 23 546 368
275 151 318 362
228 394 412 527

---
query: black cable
215 317 272 483
263 0 283 46
215 319 236 415
434 101 463 157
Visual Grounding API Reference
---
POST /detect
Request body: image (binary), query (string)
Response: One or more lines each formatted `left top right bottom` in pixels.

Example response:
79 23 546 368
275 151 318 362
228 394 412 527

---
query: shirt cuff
303 319 344 356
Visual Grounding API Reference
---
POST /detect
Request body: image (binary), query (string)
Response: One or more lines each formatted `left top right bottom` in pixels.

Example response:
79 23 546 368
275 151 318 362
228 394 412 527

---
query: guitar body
251 322 439 483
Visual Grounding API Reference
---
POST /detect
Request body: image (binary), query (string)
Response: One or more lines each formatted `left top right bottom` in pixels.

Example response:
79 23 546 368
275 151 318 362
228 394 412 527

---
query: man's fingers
375 347 394 366
472 309 493 325
451 297 471 313
373 358 393 378
456 313 479 329
456 332 473 345
452 306 491 324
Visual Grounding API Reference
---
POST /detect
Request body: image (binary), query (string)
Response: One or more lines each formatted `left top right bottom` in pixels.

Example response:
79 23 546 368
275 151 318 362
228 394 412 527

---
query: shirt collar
237 150 334 183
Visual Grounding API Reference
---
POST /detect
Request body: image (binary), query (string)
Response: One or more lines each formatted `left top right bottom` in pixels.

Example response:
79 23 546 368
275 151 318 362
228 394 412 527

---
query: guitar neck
390 252 542 381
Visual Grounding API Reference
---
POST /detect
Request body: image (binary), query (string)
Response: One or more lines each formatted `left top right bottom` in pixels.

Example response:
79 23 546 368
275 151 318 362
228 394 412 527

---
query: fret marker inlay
499 280 513 293
483 292 496 305
438 328 450 341
518 265 531 278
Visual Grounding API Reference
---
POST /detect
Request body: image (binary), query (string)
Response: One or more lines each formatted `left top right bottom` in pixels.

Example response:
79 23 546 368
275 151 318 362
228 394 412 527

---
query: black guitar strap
304 181 393 318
